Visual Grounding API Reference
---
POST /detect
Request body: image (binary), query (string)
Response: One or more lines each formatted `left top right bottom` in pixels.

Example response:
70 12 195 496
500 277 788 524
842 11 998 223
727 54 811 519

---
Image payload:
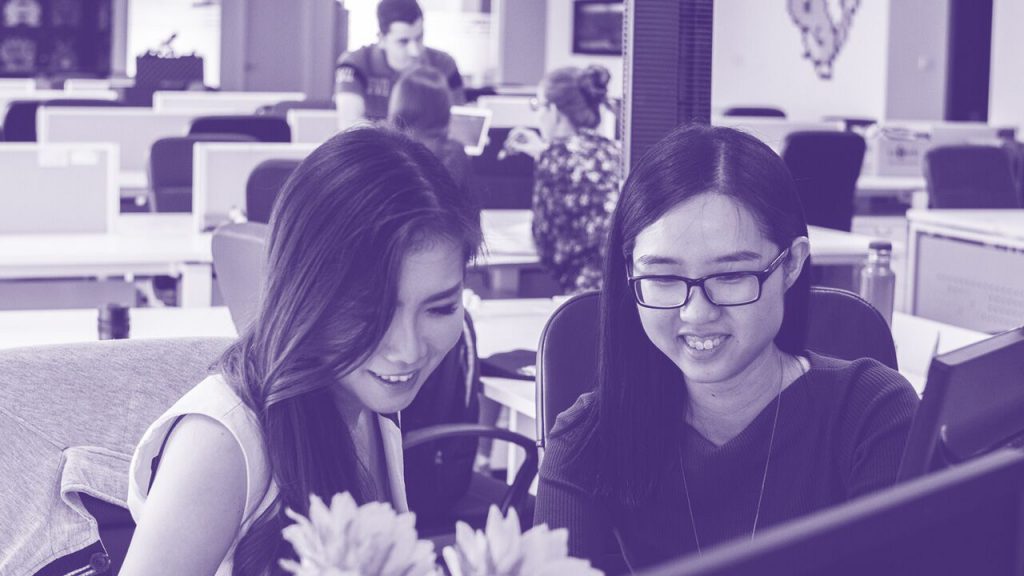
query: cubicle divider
287 109 339 144
712 116 845 153
0 143 118 234
0 89 118 126
192 142 317 232
152 91 307 115
37 107 196 191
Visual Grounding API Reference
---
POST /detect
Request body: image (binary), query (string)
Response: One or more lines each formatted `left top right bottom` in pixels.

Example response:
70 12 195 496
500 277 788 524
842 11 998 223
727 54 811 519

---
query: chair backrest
782 131 866 232
189 114 291 143
924 145 1021 208
43 99 124 108
468 127 534 209
212 221 269 332
3 100 42 141
723 106 786 118
535 287 897 448
148 133 255 212
245 158 300 223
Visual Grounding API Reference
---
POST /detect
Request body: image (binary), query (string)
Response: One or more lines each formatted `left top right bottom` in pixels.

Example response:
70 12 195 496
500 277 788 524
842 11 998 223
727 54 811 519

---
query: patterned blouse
532 129 622 293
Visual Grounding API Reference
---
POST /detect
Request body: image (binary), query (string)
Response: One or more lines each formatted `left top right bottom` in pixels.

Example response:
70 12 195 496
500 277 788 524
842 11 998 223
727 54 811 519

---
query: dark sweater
534 351 919 575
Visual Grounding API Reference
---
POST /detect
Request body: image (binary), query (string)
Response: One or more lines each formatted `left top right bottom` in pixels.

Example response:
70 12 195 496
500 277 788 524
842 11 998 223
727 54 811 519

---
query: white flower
280 492 439 576
443 506 603 576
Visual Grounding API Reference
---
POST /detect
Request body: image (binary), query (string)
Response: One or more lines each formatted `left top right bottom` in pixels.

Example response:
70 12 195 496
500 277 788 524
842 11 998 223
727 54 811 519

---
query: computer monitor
640 449 1024 576
449 106 492 156
898 326 1024 481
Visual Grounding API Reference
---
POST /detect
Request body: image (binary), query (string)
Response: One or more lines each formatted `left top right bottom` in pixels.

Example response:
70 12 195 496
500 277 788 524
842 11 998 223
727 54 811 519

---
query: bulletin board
0 0 112 78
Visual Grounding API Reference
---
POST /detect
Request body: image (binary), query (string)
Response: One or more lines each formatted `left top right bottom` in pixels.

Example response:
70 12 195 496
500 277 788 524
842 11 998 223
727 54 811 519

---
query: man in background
336 0 465 129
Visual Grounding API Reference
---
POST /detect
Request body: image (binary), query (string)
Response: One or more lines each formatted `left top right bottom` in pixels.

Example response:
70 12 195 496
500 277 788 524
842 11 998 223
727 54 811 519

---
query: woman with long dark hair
534 125 917 574
122 128 481 575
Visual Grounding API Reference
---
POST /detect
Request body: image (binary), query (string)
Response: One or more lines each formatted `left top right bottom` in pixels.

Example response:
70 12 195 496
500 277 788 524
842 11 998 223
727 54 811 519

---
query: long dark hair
219 128 482 575
595 124 810 507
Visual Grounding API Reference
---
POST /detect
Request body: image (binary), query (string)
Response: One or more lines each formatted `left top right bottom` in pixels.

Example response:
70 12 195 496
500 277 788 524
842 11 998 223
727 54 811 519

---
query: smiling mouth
681 334 727 351
368 369 418 385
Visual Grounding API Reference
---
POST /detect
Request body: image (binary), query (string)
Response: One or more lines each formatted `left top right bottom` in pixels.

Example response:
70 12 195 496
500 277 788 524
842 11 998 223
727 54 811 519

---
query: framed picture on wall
572 0 623 56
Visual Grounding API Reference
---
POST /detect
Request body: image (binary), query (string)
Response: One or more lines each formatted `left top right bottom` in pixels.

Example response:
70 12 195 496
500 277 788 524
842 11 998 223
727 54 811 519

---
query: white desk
0 306 236 350
856 174 928 206
905 209 1024 333
0 214 214 307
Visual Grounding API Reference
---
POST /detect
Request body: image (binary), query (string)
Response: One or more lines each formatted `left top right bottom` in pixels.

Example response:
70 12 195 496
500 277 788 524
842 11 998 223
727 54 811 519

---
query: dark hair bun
578 65 611 106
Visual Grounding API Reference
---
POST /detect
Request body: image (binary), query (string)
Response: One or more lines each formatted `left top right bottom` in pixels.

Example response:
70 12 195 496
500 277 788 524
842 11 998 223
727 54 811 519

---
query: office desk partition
192 142 317 231
906 209 1024 333
0 143 117 234
152 91 306 114
287 109 339 144
0 89 117 123
37 107 196 195
711 117 844 154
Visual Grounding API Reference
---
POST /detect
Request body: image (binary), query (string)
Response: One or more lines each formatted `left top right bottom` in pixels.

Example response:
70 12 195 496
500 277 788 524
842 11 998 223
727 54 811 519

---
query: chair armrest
404 423 538 515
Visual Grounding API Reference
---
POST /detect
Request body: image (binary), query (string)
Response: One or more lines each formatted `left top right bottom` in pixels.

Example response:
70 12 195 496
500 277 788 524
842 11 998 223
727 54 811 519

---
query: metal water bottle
859 241 896 326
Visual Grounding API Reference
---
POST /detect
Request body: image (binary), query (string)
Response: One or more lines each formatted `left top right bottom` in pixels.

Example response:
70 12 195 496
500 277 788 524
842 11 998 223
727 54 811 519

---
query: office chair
148 133 256 212
723 106 786 118
2 100 43 141
924 145 1021 208
212 222 539 532
1 337 232 576
468 127 535 209
189 114 291 143
535 287 897 449
212 221 268 332
782 131 866 232
246 158 300 223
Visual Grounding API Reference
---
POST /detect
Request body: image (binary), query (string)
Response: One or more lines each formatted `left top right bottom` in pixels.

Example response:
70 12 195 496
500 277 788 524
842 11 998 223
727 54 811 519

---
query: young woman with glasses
533 124 918 574
501 65 622 294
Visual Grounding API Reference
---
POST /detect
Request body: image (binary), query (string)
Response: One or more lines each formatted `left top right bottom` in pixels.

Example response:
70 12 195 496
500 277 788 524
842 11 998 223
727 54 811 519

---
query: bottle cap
868 240 892 251
98 303 129 323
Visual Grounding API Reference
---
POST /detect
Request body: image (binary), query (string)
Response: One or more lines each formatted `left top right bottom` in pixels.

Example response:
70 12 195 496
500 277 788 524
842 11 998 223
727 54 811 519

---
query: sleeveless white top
127 374 408 575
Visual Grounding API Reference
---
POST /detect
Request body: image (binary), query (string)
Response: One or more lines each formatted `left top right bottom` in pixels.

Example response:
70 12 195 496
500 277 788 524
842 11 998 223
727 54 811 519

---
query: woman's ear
784 236 810 289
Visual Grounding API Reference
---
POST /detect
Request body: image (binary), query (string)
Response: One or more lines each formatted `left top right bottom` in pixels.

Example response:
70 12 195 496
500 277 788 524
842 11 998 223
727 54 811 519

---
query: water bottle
859 241 896 326
98 304 130 340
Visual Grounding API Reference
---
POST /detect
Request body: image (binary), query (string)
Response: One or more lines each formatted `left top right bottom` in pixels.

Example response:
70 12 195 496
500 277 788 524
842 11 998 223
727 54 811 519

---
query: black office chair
148 133 256 213
723 106 786 118
924 145 1021 208
245 158 300 223
468 127 535 209
782 131 866 232
189 114 291 143
535 287 897 449
2 100 43 141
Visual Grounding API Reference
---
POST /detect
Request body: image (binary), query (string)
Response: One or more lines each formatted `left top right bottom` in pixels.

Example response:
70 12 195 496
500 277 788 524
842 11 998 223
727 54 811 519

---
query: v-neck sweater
534 352 918 575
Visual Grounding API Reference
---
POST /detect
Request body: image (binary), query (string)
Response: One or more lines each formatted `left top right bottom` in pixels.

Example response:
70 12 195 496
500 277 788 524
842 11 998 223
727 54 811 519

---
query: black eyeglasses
628 248 790 309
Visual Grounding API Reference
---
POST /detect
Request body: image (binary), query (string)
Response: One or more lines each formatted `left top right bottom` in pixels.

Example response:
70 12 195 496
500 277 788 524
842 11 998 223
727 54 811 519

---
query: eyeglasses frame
627 247 791 309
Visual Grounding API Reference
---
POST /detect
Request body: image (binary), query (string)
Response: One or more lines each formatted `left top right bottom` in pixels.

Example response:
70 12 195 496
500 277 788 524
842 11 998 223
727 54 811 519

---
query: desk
856 174 927 206
905 209 1024 333
0 214 214 307
0 306 236 350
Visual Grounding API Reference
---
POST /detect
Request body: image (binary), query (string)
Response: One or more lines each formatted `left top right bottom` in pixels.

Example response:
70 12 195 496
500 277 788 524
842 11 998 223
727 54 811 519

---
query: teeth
683 335 723 351
371 370 415 383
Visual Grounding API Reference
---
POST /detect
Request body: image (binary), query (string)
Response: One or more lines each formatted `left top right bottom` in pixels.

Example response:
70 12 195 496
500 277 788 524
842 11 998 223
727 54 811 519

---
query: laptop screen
449 106 492 156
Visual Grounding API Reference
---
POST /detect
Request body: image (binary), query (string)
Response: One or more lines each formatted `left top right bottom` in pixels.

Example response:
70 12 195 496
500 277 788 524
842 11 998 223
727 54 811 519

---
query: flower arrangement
281 493 602 576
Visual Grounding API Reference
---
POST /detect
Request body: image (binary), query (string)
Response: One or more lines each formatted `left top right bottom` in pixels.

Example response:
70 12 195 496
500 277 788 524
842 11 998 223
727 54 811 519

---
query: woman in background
389 65 472 191
503 64 622 294
122 128 481 575
534 125 917 573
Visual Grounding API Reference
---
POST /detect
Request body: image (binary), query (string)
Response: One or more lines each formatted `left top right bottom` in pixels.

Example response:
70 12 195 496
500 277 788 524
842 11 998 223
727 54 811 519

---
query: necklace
678 356 788 556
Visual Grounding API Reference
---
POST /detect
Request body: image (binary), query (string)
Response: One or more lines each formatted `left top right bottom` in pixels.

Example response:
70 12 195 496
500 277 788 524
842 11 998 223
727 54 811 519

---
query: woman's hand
501 127 546 161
